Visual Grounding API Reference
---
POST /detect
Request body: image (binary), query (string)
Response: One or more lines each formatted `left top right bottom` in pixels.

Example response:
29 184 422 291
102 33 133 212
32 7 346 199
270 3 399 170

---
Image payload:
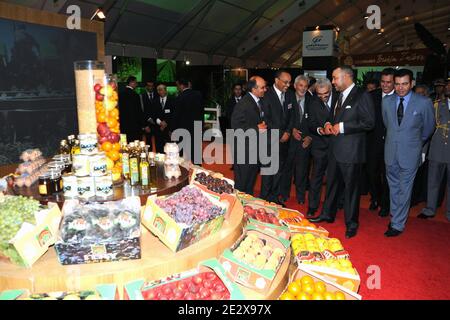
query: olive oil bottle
149 152 157 191
129 142 140 186
121 141 130 180
140 153 149 189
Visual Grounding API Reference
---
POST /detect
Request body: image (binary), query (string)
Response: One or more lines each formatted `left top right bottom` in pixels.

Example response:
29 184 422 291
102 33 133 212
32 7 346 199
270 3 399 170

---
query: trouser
308 151 328 210
234 163 259 196
260 140 288 202
386 162 418 232
421 160 450 219
367 151 390 210
280 139 311 201
321 153 362 231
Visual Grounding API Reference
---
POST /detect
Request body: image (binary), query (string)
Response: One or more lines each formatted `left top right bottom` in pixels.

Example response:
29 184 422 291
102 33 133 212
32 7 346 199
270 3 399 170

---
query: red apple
203 279 213 289
94 83 102 93
192 274 203 285
223 292 231 300
159 295 169 300
97 123 110 137
188 283 199 294
199 287 211 299
214 283 226 293
205 272 217 281
177 281 187 291
173 288 185 300
185 293 196 300
210 292 223 300
162 286 173 296
96 93 104 101
108 132 120 143
99 135 109 145
143 289 159 300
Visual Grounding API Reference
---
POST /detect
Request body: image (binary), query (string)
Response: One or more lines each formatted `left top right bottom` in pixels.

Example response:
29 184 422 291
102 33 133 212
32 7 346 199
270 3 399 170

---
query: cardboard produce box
190 167 237 219
0 284 118 300
54 197 141 265
277 208 329 237
0 196 62 267
142 185 228 252
281 268 362 300
124 258 245 300
297 263 361 293
219 224 290 295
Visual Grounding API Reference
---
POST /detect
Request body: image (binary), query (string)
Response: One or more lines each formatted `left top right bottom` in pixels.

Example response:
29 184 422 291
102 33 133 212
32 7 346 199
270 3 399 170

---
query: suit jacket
326 86 375 164
426 99 449 163
172 88 204 134
383 92 435 169
308 91 337 156
151 95 175 134
225 96 242 120
368 88 388 154
142 90 156 119
231 93 264 163
261 86 294 136
119 87 145 139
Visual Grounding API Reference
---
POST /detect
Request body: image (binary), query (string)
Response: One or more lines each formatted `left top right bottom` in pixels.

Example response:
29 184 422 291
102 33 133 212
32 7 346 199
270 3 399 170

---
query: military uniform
420 98 450 221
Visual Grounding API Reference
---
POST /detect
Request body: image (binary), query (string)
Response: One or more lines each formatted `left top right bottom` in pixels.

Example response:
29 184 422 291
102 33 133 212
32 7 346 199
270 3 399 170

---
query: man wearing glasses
260 70 295 205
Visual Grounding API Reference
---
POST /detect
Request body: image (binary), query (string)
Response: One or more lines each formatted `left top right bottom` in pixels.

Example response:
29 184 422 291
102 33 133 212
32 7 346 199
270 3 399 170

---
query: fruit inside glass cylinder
94 76 122 182
141 272 231 300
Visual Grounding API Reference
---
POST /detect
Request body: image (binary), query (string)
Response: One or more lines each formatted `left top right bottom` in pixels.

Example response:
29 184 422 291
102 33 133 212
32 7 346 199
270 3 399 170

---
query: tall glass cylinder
74 61 105 134
96 74 122 182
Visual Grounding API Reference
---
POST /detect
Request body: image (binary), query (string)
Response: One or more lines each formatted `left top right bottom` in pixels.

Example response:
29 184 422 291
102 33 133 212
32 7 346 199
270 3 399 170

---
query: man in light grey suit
382 69 435 236
418 79 450 222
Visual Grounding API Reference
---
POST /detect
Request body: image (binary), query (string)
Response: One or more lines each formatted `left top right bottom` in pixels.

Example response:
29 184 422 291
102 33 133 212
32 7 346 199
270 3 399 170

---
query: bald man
231 76 268 195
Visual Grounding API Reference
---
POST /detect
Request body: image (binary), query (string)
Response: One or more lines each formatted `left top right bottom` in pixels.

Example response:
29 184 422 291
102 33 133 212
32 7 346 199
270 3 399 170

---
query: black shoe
369 201 379 211
417 213 433 219
306 208 316 218
275 199 286 207
337 203 344 210
345 229 357 239
308 216 335 223
297 199 305 205
378 208 389 217
384 227 402 237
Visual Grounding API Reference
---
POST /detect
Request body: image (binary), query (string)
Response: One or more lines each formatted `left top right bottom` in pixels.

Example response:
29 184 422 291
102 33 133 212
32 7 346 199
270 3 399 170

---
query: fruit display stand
0 163 190 207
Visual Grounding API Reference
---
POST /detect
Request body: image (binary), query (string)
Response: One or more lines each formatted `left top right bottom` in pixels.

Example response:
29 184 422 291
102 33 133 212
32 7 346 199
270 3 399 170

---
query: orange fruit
107 117 118 128
112 167 121 174
109 108 119 119
302 283 315 295
287 282 301 296
279 292 295 300
311 292 324 300
335 292 346 300
296 292 311 300
108 150 120 161
323 292 336 300
112 143 121 152
300 275 314 287
102 141 112 152
314 281 327 294
97 112 106 123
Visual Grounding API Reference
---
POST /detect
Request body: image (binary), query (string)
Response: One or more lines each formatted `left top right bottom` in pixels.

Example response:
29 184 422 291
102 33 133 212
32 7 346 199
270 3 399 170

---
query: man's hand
302 136 312 149
318 127 325 135
144 126 151 133
258 121 267 133
280 132 290 143
160 120 168 131
324 122 333 135
332 123 340 136
292 128 302 141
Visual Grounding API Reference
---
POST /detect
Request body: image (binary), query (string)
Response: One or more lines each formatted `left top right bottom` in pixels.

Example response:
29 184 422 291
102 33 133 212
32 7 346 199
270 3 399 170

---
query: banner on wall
302 29 337 57
341 49 431 66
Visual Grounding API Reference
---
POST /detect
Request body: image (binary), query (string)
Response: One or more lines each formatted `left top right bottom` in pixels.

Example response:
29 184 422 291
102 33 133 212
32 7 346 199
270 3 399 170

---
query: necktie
397 97 404 125
297 99 303 122
334 92 343 118
257 100 264 120
161 97 165 109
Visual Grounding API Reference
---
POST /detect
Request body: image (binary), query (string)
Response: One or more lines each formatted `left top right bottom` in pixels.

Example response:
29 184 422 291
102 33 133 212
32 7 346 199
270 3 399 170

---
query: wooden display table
1 164 190 206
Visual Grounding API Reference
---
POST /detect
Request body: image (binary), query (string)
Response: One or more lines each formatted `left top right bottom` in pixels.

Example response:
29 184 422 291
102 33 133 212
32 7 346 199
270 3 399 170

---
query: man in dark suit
310 66 375 239
382 69 435 236
149 84 175 153
280 75 312 205
306 78 338 217
119 76 147 142
367 68 395 216
225 83 243 127
172 79 204 164
141 80 156 149
231 76 268 195
260 70 294 205
418 79 450 222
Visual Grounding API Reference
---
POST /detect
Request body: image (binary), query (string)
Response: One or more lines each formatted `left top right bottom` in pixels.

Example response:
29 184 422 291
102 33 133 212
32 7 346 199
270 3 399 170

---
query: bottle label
39 184 47 195
130 158 139 184
122 153 130 174
141 165 149 186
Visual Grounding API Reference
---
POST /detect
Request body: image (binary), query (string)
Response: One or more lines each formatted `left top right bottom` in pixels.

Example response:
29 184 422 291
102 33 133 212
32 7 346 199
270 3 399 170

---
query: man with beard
418 78 450 222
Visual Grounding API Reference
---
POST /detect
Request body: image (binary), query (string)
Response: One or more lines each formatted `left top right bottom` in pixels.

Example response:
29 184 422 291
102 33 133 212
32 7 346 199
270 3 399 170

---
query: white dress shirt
273 85 284 105
382 89 395 98
156 96 167 125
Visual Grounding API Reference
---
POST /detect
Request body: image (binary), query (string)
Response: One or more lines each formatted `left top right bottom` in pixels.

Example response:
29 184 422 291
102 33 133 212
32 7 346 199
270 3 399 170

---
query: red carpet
203 159 450 300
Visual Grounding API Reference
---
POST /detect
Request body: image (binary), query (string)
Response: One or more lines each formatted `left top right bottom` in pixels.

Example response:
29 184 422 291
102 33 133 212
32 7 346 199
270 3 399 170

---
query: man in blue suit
382 69 435 237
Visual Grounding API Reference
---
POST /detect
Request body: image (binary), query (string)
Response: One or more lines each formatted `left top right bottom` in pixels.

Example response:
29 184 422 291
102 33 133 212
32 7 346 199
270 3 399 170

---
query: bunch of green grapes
0 196 40 263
